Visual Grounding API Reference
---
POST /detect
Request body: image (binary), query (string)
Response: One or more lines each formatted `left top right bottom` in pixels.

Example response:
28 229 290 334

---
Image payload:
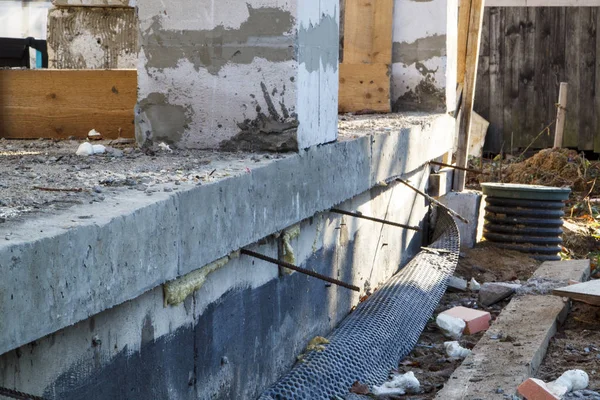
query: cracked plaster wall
391 0 457 113
136 0 338 151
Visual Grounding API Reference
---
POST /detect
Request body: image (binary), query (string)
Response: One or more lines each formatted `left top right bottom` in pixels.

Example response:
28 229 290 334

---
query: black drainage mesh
259 209 460 400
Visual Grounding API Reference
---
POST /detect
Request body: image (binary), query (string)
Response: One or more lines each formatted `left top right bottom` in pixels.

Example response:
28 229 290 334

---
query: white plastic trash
436 313 465 339
444 341 471 359
372 371 420 396
76 142 94 156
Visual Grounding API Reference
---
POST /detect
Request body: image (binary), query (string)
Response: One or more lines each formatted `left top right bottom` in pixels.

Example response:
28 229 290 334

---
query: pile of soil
502 148 597 194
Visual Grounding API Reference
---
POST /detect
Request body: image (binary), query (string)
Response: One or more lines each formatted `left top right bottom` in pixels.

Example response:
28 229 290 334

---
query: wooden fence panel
475 6 600 153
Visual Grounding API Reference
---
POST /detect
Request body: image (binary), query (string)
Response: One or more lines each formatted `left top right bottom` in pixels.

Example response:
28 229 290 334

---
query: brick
440 306 491 335
517 378 560 400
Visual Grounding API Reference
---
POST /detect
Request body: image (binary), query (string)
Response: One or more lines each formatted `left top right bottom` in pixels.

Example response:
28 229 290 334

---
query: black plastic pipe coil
258 209 460 400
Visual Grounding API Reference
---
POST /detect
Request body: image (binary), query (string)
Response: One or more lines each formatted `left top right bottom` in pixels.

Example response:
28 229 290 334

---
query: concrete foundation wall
391 0 457 113
47 6 138 69
135 0 338 150
0 172 429 399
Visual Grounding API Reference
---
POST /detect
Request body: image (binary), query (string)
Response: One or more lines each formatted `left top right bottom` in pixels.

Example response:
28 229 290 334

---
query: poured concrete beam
0 113 454 356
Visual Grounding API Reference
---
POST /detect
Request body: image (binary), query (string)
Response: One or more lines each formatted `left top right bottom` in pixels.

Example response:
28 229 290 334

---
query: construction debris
443 341 471 359
447 276 468 292
518 370 589 399
552 279 600 306
479 282 516 306
372 372 420 396
469 278 481 291
435 313 465 339
439 306 491 335
87 129 102 140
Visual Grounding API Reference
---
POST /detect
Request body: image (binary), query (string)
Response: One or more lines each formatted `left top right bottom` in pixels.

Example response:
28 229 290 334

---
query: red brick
517 378 560 400
440 306 491 335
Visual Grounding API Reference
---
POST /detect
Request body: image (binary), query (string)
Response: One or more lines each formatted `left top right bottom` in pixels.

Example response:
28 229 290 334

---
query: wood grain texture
454 0 486 191
342 0 393 64
338 64 390 113
0 69 136 139
339 0 393 113
475 6 600 153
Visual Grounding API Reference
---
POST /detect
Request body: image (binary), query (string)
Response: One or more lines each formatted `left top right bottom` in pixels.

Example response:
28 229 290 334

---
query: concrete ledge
435 260 590 399
0 113 454 355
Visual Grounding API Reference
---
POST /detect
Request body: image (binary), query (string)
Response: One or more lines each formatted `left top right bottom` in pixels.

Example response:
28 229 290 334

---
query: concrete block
440 306 491 334
437 190 484 249
479 283 515 306
518 378 560 400
136 0 339 150
428 167 453 198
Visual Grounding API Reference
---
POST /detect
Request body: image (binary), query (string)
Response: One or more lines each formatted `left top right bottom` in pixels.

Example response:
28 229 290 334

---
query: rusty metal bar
429 161 483 175
330 208 420 231
397 179 470 224
240 249 360 292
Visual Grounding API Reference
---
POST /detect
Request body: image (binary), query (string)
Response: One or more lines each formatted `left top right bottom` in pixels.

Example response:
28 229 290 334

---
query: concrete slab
0 113 454 356
435 260 590 399
438 190 484 249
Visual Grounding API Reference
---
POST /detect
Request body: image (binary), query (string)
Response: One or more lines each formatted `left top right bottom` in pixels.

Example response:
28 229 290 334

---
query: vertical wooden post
554 82 568 148
453 0 486 192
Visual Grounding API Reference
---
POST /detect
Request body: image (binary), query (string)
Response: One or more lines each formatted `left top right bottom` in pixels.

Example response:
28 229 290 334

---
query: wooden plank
486 6 504 153
596 7 600 153
338 64 391 113
554 82 569 147
578 7 597 151
457 0 473 85
552 279 600 306
454 0 486 191
474 8 491 128
503 8 524 150
564 7 581 148
342 0 393 64
0 69 136 139
533 7 552 148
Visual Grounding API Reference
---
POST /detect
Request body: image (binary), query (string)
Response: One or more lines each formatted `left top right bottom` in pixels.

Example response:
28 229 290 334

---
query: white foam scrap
372 371 420 396
87 129 101 138
547 370 589 397
444 341 471 359
76 142 94 156
92 144 106 154
436 313 465 339
158 142 172 152
470 278 481 291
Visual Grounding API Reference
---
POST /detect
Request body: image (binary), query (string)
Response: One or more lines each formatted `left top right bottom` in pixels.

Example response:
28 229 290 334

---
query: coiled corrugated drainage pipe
259 209 460 400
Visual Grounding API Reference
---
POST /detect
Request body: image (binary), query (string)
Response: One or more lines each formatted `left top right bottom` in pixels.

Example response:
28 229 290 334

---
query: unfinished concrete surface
391 0 458 113
0 111 455 398
435 260 591 399
0 113 454 358
47 6 138 69
438 190 485 249
135 0 339 151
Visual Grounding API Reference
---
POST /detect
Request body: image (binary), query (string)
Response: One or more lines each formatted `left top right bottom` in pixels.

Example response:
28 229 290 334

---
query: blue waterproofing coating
259 209 460 400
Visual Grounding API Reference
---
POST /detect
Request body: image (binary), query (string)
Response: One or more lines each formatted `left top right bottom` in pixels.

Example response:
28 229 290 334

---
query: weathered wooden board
339 64 390 113
552 279 600 306
475 6 600 153
339 0 393 113
0 69 136 139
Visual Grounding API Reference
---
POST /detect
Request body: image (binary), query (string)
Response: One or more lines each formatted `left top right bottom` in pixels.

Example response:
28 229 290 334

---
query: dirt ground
346 243 540 399
537 302 600 392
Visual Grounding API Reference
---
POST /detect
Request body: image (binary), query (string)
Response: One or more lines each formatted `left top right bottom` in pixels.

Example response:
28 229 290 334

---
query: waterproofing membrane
259 209 460 400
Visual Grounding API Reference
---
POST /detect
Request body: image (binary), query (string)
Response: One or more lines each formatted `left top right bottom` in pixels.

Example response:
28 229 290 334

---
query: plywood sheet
0 69 136 139
339 64 390 113
552 279 600 305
